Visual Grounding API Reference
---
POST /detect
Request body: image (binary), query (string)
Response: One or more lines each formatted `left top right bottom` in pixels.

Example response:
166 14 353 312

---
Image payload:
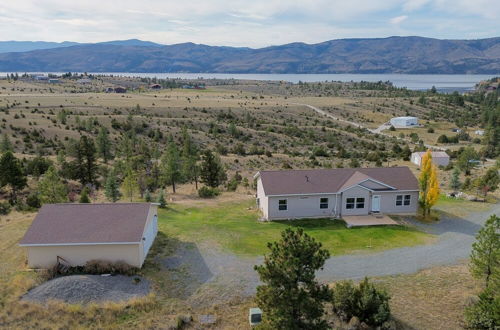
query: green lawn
158 200 432 256
435 194 493 217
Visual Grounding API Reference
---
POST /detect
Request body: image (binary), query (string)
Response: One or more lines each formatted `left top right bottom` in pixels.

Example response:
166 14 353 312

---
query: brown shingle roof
19 203 153 246
257 166 418 196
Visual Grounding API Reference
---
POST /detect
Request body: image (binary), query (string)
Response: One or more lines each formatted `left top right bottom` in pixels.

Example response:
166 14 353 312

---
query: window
356 198 365 209
396 195 411 206
346 198 355 209
320 197 329 209
278 199 287 211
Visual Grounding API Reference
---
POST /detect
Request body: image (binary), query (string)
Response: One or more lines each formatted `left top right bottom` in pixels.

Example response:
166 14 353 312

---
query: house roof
257 166 418 196
19 203 153 246
414 151 449 158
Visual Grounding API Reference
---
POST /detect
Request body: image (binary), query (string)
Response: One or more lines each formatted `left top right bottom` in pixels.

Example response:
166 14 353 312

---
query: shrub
332 278 391 327
464 289 499 329
427 127 435 133
26 193 41 209
0 201 12 215
84 260 137 275
198 186 220 198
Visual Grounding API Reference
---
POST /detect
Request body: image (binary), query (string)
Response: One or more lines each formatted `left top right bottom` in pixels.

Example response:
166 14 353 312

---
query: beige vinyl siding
26 244 141 268
341 186 370 216
256 177 269 219
139 204 159 265
267 194 339 220
377 191 419 214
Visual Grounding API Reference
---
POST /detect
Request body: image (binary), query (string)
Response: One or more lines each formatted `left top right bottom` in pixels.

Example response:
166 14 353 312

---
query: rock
359 322 371 330
347 316 361 330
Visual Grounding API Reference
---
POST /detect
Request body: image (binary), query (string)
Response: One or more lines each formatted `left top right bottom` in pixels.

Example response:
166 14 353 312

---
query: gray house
255 167 419 220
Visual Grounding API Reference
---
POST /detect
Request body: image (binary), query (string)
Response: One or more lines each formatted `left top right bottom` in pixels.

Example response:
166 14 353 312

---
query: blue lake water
2 72 497 92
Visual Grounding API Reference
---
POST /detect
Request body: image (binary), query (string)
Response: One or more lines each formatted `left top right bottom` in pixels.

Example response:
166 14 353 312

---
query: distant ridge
0 36 498 74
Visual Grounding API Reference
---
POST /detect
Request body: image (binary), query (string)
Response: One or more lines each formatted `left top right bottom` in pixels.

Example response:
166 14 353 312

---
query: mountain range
0 36 498 74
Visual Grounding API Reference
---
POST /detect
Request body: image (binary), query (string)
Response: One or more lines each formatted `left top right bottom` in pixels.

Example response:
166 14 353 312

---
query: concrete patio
342 214 398 227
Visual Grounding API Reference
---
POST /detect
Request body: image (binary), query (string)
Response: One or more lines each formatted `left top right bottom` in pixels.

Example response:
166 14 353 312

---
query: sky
0 0 498 47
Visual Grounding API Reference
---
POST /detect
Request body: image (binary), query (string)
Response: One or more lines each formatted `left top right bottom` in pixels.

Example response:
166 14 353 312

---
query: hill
0 36 498 73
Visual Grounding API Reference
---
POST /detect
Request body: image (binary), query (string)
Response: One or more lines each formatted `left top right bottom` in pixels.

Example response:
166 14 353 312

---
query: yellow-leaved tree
419 150 440 218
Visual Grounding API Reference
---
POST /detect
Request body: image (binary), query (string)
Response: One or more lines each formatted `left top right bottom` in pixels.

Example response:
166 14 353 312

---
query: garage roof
20 203 153 246
256 166 418 196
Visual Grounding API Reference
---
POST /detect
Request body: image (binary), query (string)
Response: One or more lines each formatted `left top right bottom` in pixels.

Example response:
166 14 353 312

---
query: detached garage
19 203 158 269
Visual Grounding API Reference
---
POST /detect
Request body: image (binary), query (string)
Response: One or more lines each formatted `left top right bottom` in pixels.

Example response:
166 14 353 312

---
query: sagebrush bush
0 201 12 215
331 278 391 327
84 260 137 275
198 186 220 198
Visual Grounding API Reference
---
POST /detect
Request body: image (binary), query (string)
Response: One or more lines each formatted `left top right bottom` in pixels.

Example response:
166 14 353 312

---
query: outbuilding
19 203 158 269
390 116 418 127
411 151 450 167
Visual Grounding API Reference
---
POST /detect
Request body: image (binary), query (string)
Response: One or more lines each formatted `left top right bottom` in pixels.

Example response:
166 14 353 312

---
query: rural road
167 202 499 300
295 102 446 151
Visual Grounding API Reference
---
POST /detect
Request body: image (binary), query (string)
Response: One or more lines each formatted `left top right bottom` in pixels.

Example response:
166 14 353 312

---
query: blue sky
0 0 498 47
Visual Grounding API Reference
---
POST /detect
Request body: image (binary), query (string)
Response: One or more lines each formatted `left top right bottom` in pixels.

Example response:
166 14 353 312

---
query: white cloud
390 15 408 24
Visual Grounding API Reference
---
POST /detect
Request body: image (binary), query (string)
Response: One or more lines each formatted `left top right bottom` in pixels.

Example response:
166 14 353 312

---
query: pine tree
157 189 167 208
457 147 479 175
144 189 152 202
0 133 13 153
79 187 91 203
181 128 199 189
104 171 121 202
0 151 27 202
121 169 138 202
161 136 181 193
72 136 98 185
96 127 112 163
477 167 500 197
470 215 499 290
254 228 331 329
200 150 227 188
418 150 440 218
38 166 67 204
449 167 461 192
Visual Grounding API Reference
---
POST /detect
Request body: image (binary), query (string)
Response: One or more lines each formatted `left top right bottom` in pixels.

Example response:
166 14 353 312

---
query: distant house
255 167 418 220
390 116 418 127
475 130 485 136
35 75 48 81
77 78 92 84
48 78 59 84
150 84 162 89
105 87 114 93
114 87 127 93
19 203 158 268
411 151 450 167
451 128 462 133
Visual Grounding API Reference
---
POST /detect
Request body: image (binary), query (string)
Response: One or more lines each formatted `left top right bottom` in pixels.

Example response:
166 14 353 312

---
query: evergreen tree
470 215 499 289
449 167 461 192
38 166 67 204
121 169 138 202
0 151 27 202
72 136 98 185
254 228 331 329
0 133 13 153
200 150 227 188
477 167 500 197
457 147 479 175
161 136 181 193
157 189 167 208
418 150 440 218
144 189 152 202
79 187 91 203
96 127 112 163
104 170 121 202
181 128 199 189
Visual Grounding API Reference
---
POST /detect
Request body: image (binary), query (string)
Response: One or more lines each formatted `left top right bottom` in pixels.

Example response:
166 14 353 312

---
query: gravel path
22 275 150 304
162 203 498 299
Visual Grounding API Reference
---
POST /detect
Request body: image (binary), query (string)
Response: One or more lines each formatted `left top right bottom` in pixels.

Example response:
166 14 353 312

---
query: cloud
0 1 498 47
390 15 408 24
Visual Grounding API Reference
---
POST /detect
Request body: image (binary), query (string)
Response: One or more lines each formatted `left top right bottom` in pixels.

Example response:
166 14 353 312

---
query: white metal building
390 116 418 127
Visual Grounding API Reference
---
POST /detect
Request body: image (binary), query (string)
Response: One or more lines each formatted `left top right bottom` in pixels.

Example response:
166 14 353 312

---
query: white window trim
278 199 288 211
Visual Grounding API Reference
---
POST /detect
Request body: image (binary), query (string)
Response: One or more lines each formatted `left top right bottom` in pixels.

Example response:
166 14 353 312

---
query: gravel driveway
162 203 499 299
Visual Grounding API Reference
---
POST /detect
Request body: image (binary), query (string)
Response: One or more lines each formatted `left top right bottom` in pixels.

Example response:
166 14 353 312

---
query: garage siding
26 244 141 268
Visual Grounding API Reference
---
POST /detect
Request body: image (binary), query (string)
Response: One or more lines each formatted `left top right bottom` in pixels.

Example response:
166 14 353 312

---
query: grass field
159 199 432 256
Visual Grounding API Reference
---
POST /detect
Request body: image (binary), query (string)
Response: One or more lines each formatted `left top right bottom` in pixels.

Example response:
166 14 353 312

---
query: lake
96 73 497 92
2 72 497 92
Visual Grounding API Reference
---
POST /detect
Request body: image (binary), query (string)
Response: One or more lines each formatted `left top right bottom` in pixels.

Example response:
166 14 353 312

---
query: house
150 84 162 89
451 128 462 133
48 78 59 84
105 87 115 93
411 151 450 167
77 78 92 84
114 86 127 93
475 130 485 136
255 167 418 220
19 203 158 268
390 116 418 127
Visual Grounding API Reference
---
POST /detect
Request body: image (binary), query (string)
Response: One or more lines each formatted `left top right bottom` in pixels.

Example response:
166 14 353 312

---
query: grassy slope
159 200 432 256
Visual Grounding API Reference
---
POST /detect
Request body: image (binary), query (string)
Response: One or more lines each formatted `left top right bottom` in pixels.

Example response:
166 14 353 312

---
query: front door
371 195 381 212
